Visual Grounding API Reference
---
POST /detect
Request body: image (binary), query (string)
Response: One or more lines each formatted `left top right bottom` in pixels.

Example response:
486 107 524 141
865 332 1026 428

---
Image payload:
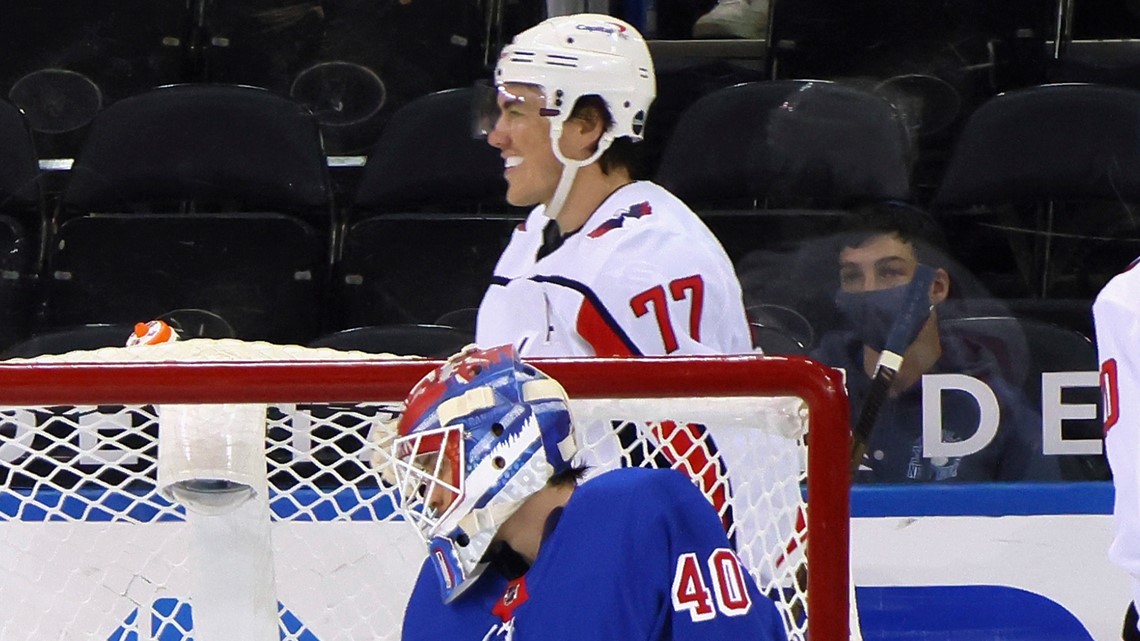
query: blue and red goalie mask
387 344 576 602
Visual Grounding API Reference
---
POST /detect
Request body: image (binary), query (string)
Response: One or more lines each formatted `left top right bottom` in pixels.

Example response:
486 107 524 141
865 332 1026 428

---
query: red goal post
0 346 850 641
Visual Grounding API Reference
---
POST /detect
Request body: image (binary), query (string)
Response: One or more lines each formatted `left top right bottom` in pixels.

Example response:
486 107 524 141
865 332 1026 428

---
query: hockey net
0 339 851 641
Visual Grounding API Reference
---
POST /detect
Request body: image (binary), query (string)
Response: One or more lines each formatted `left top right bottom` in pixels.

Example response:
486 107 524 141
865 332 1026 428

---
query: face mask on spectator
834 280 921 352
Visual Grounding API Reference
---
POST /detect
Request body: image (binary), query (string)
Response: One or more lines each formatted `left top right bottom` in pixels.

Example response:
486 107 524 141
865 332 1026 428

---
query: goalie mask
387 344 576 602
475 13 655 219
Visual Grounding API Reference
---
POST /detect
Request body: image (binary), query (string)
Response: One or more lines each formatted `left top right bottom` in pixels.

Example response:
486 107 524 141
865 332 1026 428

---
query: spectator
810 201 1059 482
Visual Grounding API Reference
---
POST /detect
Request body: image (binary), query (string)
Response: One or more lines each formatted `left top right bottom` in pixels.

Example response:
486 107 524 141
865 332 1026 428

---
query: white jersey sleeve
475 181 752 357
1094 259 1140 611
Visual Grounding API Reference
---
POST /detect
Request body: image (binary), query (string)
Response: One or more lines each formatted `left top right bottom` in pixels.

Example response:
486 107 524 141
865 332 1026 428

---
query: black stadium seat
36 84 334 345
199 0 483 155
332 87 521 330
0 0 187 158
1 323 136 359
0 100 44 350
655 79 914 333
941 315 1108 481
655 79 914 212
308 323 473 358
933 83 1140 302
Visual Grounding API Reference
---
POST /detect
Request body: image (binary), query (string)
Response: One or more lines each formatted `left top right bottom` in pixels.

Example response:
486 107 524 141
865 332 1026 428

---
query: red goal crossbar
0 353 850 641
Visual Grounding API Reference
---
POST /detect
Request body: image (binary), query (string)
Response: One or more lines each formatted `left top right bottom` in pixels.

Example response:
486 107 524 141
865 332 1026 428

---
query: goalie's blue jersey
401 467 788 641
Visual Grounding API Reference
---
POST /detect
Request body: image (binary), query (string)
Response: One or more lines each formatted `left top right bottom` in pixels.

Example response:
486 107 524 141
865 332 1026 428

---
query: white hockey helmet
387 344 576 602
488 14 655 219
494 13 655 161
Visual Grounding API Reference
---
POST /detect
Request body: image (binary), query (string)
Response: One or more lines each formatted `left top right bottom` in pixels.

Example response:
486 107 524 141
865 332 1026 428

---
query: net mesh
0 339 848 641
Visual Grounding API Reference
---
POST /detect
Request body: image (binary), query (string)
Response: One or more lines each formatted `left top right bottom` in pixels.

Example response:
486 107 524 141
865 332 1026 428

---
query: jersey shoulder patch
587 201 653 238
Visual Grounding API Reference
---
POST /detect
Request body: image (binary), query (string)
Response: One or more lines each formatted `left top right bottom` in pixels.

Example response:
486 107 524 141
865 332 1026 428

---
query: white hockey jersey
475 181 752 357
1094 258 1140 614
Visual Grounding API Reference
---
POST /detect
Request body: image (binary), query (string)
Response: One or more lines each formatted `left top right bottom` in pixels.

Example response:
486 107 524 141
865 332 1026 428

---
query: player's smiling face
486 83 564 207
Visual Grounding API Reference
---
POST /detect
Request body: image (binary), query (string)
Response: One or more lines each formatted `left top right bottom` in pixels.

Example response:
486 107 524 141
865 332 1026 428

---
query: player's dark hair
569 95 644 178
548 464 589 488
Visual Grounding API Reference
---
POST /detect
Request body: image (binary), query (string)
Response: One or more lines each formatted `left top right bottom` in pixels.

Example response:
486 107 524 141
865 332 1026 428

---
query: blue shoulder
579 467 712 519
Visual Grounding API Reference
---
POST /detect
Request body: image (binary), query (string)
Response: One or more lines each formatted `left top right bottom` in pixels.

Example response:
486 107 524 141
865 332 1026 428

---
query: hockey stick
849 264 937 477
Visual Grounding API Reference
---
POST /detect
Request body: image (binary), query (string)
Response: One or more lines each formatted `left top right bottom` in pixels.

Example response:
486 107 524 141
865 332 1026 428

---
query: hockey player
471 12 759 562
1094 259 1140 640
473 13 751 357
381 344 789 641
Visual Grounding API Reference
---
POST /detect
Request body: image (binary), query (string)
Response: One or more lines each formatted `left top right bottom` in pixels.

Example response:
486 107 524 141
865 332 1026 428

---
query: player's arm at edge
1095 286 1140 620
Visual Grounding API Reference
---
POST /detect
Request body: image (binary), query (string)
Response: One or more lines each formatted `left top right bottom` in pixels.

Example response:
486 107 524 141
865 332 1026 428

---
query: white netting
0 339 847 641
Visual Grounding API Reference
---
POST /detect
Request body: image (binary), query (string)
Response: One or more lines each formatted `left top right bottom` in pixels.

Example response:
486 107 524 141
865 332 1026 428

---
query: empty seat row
3 79 1139 352
0 84 512 349
0 78 917 351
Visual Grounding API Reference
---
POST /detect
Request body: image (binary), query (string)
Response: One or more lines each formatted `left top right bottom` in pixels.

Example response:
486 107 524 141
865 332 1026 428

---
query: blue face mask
834 283 915 352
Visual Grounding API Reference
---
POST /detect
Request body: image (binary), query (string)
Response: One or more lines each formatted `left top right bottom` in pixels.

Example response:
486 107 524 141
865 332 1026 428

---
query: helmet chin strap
543 120 616 221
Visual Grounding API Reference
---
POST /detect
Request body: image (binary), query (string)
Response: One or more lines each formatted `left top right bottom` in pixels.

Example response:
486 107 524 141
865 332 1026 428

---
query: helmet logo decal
576 22 629 38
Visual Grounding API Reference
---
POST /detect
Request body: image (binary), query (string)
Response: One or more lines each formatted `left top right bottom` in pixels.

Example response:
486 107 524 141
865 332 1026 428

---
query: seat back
1 323 136 359
935 84 1140 206
941 315 1108 480
351 87 507 217
333 214 519 329
0 1 186 158
308 323 474 357
61 84 332 221
333 87 518 330
41 214 324 344
655 79 913 209
933 83 1140 300
200 0 483 155
40 85 333 344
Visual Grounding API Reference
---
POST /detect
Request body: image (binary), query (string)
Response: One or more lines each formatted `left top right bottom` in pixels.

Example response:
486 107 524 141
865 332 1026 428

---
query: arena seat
941 315 1108 481
653 79 915 326
200 0 483 155
0 100 44 350
333 87 520 330
308 323 474 357
747 302 815 352
933 83 1140 302
3 309 239 360
0 323 136 359
749 325 808 356
0 100 43 231
0 0 187 159
654 79 914 213
37 83 334 345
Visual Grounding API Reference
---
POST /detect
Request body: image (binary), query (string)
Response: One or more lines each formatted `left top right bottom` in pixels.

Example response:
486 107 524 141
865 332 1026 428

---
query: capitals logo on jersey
482 577 529 640
587 201 653 238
